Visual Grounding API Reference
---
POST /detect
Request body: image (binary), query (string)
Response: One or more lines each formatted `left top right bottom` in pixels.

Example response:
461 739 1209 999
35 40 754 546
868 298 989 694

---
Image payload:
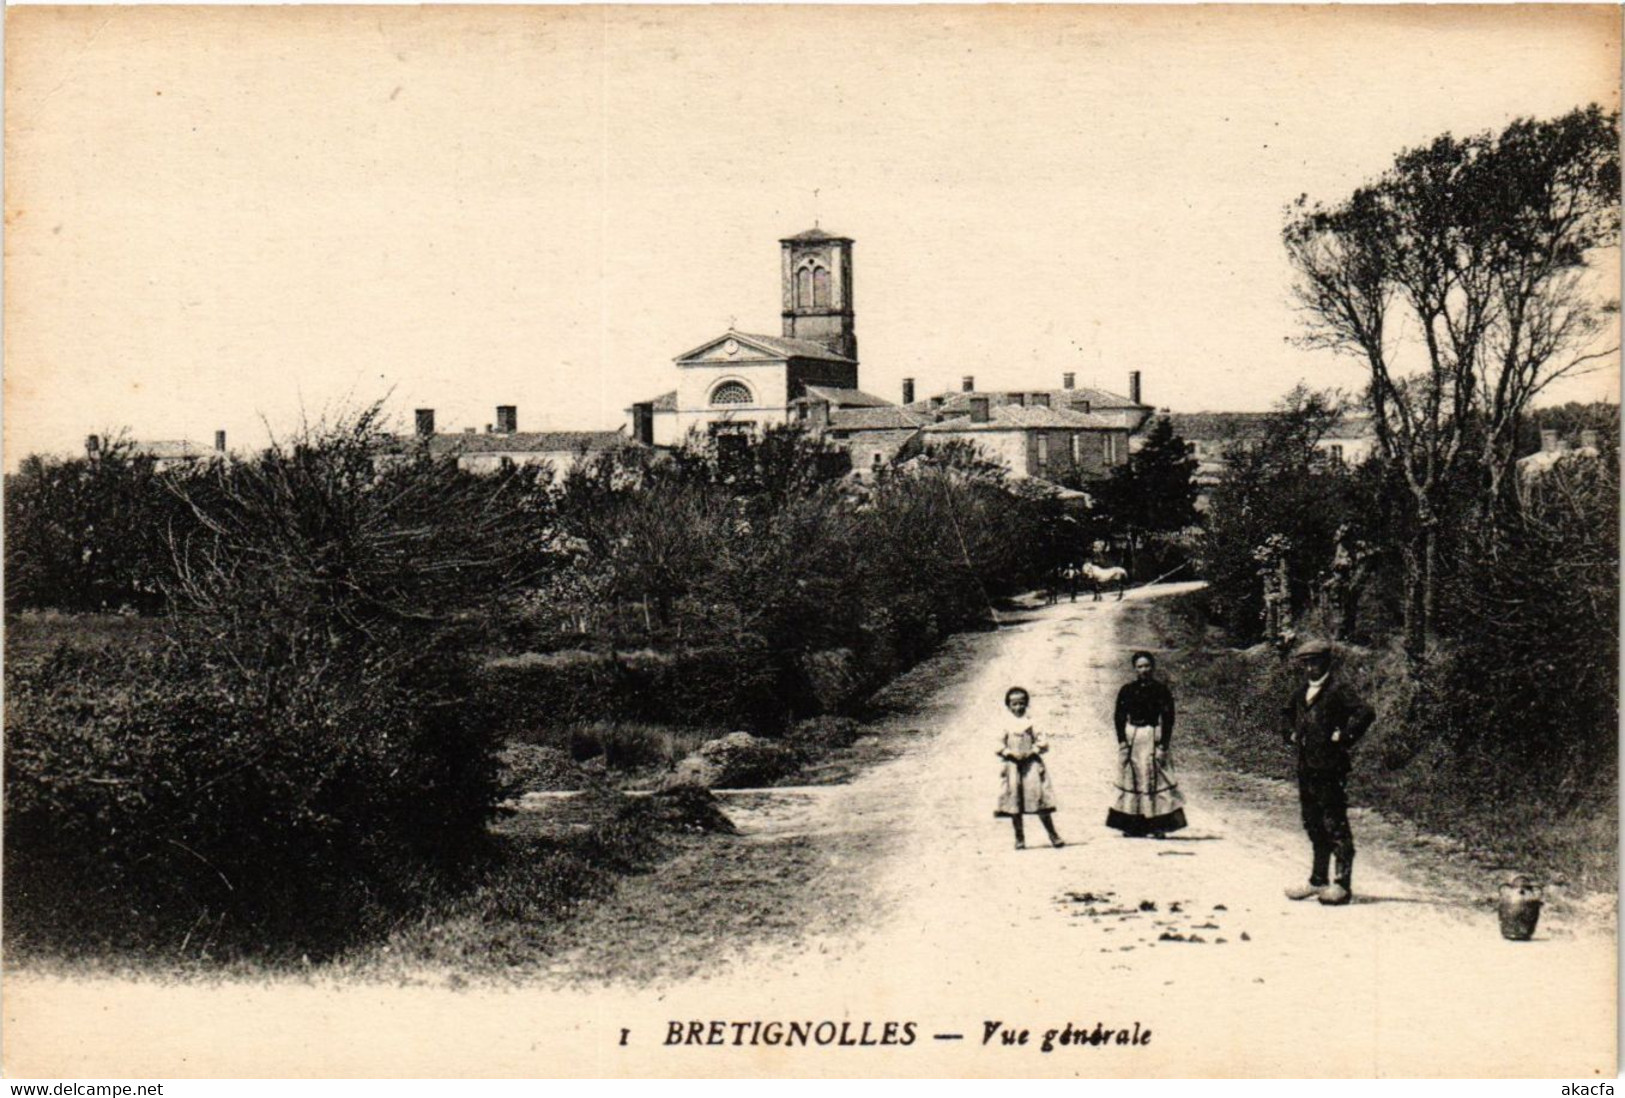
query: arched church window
796 267 814 309
710 380 754 405
813 266 831 308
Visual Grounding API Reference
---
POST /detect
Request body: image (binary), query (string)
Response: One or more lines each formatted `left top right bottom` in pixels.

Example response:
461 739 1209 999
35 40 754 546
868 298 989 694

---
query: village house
377 406 641 475
87 431 230 472
1166 411 1379 508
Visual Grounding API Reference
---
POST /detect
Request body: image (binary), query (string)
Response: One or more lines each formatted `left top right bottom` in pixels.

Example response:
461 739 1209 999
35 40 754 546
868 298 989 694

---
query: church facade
632 228 867 447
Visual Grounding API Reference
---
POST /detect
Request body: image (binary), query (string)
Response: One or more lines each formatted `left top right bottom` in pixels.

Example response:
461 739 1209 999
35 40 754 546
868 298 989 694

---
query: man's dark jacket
1281 675 1376 772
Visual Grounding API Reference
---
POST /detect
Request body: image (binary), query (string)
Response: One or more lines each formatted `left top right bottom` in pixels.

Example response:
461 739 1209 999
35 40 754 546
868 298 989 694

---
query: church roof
781 227 851 243
735 332 856 362
829 406 932 431
801 385 893 409
674 330 855 364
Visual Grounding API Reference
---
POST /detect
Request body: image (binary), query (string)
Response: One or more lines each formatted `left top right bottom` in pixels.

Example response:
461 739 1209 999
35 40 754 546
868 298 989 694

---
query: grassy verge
1124 591 1617 896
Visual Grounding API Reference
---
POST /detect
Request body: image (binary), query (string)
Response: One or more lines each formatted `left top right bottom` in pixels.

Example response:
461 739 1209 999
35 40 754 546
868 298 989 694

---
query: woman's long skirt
1106 723 1187 835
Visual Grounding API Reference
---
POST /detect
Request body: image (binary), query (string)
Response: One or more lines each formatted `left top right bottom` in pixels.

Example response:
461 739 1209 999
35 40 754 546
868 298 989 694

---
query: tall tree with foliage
1198 388 1371 640
1097 415 1200 578
1283 104 1619 658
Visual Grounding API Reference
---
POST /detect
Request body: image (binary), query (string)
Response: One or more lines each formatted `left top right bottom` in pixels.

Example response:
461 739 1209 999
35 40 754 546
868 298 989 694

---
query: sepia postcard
3 4 1620 1081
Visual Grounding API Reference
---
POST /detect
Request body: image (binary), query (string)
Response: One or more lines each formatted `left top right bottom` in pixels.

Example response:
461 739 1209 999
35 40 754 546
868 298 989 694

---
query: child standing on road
995 686 1065 850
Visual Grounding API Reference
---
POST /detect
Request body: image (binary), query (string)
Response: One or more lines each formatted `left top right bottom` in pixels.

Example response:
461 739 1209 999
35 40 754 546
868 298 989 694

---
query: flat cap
1294 638 1334 658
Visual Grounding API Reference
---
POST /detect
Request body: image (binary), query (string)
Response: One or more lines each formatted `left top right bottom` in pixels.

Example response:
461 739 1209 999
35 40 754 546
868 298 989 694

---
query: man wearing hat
1281 638 1375 905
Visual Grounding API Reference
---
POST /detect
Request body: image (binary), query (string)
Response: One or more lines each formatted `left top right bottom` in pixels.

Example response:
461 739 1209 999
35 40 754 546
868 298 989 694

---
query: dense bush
4 440 193 615
1436 454 1619 787
523 429 1063 734
5 409 557 960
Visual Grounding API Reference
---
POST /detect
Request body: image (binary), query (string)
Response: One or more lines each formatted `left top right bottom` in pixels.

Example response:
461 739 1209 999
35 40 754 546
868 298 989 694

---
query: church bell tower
780 228 856 361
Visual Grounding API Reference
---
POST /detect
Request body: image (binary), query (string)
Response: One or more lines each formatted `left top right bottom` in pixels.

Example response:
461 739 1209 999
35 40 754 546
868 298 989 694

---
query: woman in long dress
1107 651 1187 837
995 686 1065 849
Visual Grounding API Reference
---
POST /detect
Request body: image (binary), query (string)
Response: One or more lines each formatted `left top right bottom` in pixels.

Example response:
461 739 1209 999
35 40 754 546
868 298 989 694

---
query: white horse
1080 562 1129 602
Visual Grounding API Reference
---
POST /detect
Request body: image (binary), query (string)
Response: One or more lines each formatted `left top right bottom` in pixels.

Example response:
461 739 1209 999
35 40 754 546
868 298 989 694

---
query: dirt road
697 581 1617 1076
6 582 1614 1078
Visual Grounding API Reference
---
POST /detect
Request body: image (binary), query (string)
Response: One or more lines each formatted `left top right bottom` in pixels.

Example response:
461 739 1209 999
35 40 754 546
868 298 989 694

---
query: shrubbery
523 428 1064 732
5 409 555 960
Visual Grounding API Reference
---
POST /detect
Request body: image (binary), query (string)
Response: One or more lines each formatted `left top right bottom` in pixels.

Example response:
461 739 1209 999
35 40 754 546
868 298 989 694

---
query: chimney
1079 400 1092 415
1032 393 1050 409
1540 429 1562 453
929 396 945 412
1063 372 1076 390
214 430 227 454
1580 429 1600 451
85 434 101 457
902 377 915 405
962 375 975 393
496 405 518 434
415 409 435 438
632 402 655 446
1011 393 1026 408
970 396 990 424
1130 371 1143 405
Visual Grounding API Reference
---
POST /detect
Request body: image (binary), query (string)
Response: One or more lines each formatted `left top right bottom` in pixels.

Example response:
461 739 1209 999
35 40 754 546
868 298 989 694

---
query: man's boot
1321 854 1354 905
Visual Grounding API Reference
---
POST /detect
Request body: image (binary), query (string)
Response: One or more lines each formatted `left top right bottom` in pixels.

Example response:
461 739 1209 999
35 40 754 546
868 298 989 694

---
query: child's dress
995 716 1058 817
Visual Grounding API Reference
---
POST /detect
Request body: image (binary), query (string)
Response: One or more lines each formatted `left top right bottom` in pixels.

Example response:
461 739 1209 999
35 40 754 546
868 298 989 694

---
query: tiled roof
921 404 1119 432
650 391 678 412
1168 412 1375 441
829 406 931 431
136 440 207 460
909 387 1144 416
782 227 851 243
381 430 637 455
1166 413 1271 441
802 385 892 408
840 429 922 464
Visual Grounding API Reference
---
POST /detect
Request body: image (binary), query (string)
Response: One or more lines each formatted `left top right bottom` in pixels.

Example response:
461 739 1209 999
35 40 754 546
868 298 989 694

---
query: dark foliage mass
1093 415 1201 579
526 427 1063 728
5 409 556 961
4 439 189 615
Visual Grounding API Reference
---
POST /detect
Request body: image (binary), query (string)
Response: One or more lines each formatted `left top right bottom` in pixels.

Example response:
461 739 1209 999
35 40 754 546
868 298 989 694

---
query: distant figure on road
1108 651 1186 838
1063 563 1081 603
995 686 1065 850
1081 562 1128 601
1281 638 1375 906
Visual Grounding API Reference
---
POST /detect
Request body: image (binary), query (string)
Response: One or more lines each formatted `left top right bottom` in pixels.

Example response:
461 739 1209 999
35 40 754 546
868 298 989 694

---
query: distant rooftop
378 429 637 455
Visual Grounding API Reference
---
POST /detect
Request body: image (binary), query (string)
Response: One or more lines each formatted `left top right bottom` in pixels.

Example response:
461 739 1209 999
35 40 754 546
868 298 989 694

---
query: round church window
710 381 754 405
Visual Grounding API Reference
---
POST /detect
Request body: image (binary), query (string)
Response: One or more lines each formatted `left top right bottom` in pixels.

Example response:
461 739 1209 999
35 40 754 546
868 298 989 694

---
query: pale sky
5 5 1620 464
